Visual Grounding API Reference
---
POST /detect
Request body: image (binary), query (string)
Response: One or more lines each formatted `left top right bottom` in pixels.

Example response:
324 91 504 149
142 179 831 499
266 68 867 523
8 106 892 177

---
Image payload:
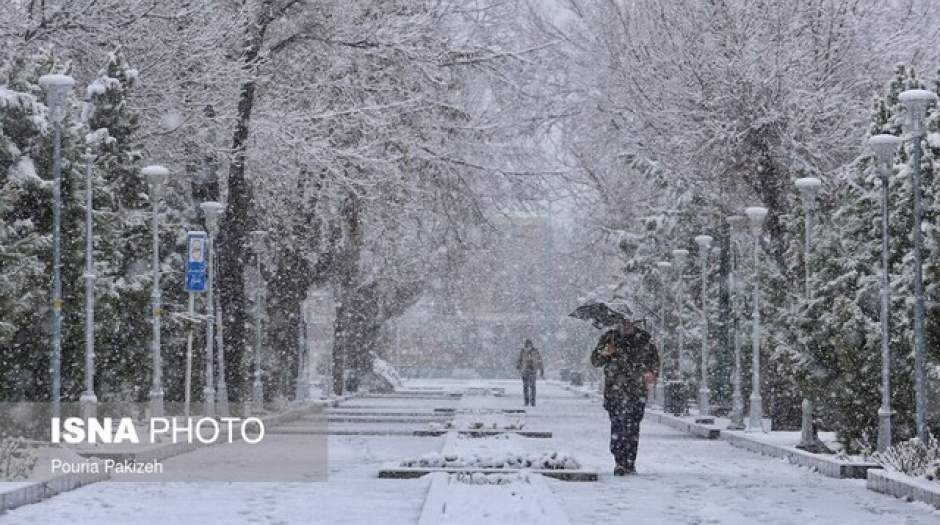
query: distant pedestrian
516 339 544 406
591 318 659 475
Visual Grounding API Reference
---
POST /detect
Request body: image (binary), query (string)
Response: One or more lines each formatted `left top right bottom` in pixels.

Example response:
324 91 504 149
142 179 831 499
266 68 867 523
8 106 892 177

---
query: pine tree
801 65 923 449
84 48 194 403
0 60 51 400
0 51 88 402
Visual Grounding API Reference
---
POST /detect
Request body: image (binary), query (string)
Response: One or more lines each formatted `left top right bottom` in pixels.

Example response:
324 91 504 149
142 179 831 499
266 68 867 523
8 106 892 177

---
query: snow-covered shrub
427 421 455 431
873 434 940 483
400 451 580 470
0 437 38 481
466 419 524 431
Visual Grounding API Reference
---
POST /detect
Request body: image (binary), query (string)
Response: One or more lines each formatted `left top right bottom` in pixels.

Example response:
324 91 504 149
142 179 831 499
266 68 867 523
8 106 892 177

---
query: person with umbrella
516 338 544 406
572 299 659 475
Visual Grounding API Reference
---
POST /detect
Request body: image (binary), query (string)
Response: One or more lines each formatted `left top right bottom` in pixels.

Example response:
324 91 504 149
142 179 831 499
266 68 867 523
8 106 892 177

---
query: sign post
184 231 208 418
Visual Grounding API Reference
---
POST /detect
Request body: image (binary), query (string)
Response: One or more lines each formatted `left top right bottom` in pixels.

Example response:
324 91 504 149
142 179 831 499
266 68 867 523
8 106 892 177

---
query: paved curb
867 468 940 509
720 431 880 479
0 470 109 513
641 408 880 480
645 410 720 439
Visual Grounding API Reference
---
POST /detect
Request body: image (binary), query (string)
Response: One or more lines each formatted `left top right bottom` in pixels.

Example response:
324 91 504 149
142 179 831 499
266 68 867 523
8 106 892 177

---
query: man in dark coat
516 339 544 406
591 319 659 475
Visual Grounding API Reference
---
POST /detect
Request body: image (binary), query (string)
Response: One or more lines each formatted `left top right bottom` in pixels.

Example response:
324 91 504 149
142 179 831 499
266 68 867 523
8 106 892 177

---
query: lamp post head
250 230 268 254
794 177 821 195
727 214 746 231
656 261 672 271
899 89 937 137
794 177 822 208
672 248 689 266
200 201 224 233
744 206 768 234
869 134 902 168
39 74 75 123
694 235 713 251
141 165 169 197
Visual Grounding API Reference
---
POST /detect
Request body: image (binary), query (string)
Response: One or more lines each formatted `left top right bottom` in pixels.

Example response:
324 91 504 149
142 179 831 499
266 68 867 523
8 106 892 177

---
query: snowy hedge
873 435 940 484
400 451 580 471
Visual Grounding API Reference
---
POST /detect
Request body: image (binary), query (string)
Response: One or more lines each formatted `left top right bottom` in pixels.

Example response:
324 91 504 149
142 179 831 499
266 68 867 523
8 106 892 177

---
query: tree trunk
715 221 733 409
218 4 274 403
331 194 364 395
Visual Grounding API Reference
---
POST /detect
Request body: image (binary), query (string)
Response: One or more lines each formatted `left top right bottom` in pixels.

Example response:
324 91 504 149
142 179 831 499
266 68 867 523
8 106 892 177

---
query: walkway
3 381 937 524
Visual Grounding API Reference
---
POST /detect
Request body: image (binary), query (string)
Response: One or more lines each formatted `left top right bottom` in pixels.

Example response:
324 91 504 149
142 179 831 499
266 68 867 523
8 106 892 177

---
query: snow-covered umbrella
568 281 647 329
568 299 632 329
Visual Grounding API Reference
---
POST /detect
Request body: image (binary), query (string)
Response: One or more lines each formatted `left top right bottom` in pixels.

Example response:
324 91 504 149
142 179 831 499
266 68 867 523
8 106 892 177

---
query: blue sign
185 231 207 293
186 271 206 292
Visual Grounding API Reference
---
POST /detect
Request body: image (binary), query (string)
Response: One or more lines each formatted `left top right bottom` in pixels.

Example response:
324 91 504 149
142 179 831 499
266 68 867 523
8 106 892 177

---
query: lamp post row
39 74 271 418
656 87 936 442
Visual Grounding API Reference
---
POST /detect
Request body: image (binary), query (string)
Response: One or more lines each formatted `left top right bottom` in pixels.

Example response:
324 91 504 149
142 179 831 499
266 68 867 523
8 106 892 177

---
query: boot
614 461 635 475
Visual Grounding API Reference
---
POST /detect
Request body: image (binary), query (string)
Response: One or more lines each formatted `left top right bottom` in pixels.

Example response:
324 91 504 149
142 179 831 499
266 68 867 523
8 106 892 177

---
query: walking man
591 318 659 475
516 339 544 406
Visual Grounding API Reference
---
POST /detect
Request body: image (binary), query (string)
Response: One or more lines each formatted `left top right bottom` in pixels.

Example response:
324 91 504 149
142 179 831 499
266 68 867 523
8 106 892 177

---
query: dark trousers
522 372 537 406
605 397 645 466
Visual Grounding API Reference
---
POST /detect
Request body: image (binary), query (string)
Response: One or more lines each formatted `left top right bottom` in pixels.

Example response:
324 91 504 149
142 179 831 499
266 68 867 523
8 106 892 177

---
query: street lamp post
654 261 673 407
672 249 689 387
694 235 713 416
296 309 308 402
899 88 937 442
200 201 224 417
794 177 824 451
215 294 230 416
80 151 98 419
143 165 170 418
39 73 74 419
726 215 747 430
869 134 902 452
250 230 267 413
745 206 768 432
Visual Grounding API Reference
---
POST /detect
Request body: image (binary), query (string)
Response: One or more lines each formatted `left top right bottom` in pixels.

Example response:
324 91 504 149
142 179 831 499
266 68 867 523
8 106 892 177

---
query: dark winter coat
516 345 544 376
590 328 659 404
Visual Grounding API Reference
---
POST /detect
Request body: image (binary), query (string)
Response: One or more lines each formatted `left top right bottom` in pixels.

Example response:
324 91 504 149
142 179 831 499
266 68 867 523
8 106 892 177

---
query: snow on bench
380 432 595 481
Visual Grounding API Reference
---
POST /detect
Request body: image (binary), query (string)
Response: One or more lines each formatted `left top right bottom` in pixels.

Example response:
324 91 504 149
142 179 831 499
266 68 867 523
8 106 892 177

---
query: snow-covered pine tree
84 48 194 402
0 51 88 402
801 65 922 449
0 58 52 400
83 47 153 401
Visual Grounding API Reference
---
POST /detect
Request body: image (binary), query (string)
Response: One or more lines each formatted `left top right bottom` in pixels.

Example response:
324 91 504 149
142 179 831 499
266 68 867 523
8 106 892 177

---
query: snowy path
533 382 940 525
3 380 938 524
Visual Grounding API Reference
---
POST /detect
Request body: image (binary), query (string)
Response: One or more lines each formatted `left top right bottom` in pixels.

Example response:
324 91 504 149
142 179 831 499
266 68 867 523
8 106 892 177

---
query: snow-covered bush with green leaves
873 434 940 483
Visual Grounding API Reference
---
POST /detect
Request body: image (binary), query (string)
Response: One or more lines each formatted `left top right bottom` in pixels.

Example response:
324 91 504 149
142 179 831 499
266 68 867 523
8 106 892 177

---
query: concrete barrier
721 431 880 479
645 410 721 439
867 468 940 509
0 469 109 514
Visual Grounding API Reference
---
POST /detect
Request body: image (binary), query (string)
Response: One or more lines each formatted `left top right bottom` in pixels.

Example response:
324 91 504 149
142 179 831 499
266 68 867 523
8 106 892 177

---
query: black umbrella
568 299 634 329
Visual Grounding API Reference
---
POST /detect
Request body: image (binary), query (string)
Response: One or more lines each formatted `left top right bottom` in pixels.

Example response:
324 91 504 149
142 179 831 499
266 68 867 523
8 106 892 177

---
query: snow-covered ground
4 380 938 524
